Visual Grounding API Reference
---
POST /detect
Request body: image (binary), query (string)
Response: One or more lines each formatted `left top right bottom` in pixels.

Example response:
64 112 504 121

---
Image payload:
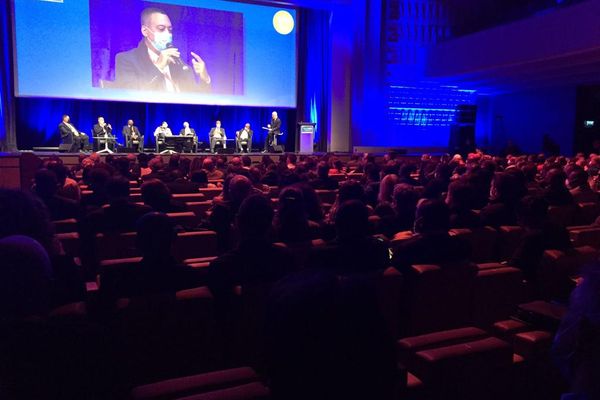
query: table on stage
159 135 197 154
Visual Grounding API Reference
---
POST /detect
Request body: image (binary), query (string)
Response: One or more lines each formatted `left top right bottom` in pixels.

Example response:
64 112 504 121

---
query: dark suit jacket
122 125 141 139
270 118 282 135
92 124 113 139
179 128 196 136
113 40 210 93
59 122 78 144
209 127 226 139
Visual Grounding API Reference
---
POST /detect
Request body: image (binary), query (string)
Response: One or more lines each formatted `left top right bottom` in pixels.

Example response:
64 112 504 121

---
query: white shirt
148 49 178 93
240 130 249 140
213 128 222 139
184 127 192 135
64 122 79 136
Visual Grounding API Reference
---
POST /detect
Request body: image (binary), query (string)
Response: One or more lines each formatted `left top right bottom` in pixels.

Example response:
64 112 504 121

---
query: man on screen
113 7 211 93
59 115 90 152
123 119 143 152
263 111 281 153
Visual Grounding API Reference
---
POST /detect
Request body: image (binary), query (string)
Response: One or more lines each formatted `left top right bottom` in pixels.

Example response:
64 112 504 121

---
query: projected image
89 0 244 95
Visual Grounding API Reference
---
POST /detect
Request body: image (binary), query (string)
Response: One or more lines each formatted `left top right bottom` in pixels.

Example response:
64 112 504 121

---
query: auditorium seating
449 227 498 263
198 188 223 200
315 189 337 205
52 218 78 233
131 367 263 400
186 201 213 219
568 225 600 248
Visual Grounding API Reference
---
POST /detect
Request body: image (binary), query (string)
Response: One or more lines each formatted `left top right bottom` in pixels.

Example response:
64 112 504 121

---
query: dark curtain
0 0 16 151
297 8 332 152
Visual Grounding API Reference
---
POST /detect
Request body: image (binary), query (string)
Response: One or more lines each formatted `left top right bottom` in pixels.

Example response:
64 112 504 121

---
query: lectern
297 122 316 154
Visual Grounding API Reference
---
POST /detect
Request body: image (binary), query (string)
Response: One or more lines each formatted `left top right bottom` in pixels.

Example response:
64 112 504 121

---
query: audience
3 148 600 398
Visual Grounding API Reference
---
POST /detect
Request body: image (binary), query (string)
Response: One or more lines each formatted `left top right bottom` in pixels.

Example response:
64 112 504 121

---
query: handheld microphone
166 43 189 70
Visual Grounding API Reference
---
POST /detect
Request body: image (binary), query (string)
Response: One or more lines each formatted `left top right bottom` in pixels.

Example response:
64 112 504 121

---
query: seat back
538 246 599 300
449 227 498 263
166 212 199 229
186 201 213 219
575 202 600 225
52 218 78 233
95 232 138 260
497 226 524 261
199 187 223 200
173 193 206 203
315 189 338 205
56 232 80 257
470 266 525 326
548 205 576 226
569 226 600 248
173 231 219 261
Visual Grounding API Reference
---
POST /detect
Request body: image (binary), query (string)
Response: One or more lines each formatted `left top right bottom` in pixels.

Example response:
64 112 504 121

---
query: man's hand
191 51 211 84
155 48 181 71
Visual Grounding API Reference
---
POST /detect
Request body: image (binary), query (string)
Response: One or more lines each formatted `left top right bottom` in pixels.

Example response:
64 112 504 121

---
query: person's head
141 179 172 212
393 183 419 214
335 200 369 240
216 120 221 128
277 186 309 243
106 176 130 203
317 161 329 179
183 121 189 128
34 169 59 199
148 156 164 172
244 122 251 130
88 167 111 193
136 212 176 259
229 174 253 206
62 114 69 123
0 235 52 322
161 121 168 128
241 155 252 168
272 111 278 119
236 194 274 240
414 199 450 234
141 7 172 52
446 180 476 211
98 116 105 125
127 119 134 126
567 169 589 190
545 168 568 191
490 172 522 203
338 180 365 204
202 157 215 171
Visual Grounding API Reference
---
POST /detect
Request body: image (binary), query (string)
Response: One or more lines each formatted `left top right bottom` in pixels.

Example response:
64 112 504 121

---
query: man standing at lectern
113 7 211 92
263 111 281 153
59 115 90 152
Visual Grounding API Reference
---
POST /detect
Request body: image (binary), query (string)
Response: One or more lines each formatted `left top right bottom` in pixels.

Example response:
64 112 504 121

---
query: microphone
166 43 189 70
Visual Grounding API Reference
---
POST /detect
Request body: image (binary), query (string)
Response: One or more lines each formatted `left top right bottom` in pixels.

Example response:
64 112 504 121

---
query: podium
297 122 316 154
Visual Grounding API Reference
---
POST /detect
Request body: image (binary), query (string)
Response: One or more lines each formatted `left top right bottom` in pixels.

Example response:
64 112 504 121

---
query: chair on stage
126 133 144 153
236 131 252 153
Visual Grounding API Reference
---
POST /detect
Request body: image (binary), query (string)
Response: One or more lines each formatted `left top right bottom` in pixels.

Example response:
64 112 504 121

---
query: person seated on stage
209 120 227 153
92 117 115 151
179 121 197 153
263 111 282 153
122 119 143 152
33 169 81 221
236 123 253 153
112 7 211 93
153 121 172 152
58 115 90 152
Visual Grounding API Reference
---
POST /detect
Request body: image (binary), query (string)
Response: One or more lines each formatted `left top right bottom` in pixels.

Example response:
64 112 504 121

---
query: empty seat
397 327 489 368
402 264 476 336
175 382 270 400
131 368 260 400
411 337 513 400
516 300 567 331
470 266 525 326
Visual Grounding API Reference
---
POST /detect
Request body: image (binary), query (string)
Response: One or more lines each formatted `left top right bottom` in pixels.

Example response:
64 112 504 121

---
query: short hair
237 194 274 237
141 7 168 26
62 114 69 120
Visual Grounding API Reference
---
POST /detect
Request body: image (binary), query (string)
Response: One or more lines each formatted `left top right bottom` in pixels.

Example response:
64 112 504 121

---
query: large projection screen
12 0 297 107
